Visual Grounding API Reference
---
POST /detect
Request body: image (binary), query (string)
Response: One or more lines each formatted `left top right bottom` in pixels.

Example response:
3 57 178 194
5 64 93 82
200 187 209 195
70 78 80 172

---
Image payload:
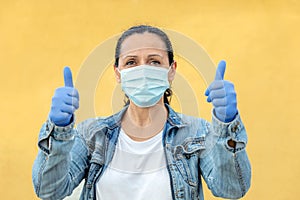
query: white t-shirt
96 128 172 200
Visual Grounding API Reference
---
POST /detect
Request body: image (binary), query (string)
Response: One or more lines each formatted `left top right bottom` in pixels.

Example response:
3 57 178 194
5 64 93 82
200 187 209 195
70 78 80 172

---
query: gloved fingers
55 113 72 124
206 80 235 94
212 97 227 107
52 91 79 109
60 104 77 114
67 88 79 100
207 88 226 102
63 96 79 109
49 109 70 121
205 81 225 95
55 87 79 99
207 91 237 104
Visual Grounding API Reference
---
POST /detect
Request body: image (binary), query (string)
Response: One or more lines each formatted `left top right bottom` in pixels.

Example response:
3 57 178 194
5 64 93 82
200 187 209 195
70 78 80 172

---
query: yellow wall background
1 0 299 199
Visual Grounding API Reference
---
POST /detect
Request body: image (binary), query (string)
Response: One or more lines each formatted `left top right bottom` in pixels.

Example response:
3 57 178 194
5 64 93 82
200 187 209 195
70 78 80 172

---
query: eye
125 60 136 66
150 60 161 66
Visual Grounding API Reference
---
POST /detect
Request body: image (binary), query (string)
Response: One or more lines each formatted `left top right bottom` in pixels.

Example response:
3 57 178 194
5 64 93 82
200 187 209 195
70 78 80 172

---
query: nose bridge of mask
119 65 169 81
145 65 169 80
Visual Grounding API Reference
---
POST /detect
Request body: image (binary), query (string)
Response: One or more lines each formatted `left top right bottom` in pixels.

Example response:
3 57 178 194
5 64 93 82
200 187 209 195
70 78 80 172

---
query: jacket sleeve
32 119 90 200
199 110 251 199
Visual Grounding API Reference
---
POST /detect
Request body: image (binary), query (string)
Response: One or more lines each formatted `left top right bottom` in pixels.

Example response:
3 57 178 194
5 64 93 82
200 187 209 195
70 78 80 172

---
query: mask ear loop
166 62 176 104
116 67 129 106
117 67 121 74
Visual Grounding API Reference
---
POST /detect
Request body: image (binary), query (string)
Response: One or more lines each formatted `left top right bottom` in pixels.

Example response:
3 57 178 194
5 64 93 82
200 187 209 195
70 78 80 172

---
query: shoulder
169 109 209 129
180 113 208 126
74 116 117 157
168 109 210 139
75 107 126 140
76 116 115 139
166 104 208 127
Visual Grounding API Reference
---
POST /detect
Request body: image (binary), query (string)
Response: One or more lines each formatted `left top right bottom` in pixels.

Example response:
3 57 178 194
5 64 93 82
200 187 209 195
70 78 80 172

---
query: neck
128 106 151 127
127 100 165 127
121 99 168 141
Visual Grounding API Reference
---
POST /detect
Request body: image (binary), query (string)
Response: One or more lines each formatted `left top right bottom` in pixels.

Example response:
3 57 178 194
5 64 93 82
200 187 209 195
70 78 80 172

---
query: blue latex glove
49 67 79 126
205 60 237 123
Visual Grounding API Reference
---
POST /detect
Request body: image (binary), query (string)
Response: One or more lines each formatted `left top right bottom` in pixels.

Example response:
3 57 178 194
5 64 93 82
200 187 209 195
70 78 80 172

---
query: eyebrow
122 55 138 59
148 54 164 58
121 54 164 59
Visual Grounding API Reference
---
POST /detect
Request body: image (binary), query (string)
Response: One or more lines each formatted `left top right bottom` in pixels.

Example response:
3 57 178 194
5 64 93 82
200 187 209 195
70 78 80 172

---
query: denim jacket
32 104 251 200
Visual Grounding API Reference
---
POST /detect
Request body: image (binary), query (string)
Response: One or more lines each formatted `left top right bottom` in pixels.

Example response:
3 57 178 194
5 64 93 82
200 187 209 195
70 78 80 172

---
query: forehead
119 32 167 56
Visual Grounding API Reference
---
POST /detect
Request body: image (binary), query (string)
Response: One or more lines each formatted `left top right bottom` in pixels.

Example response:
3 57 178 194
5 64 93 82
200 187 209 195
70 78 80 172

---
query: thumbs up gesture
205 61 237 123
49 67 79 126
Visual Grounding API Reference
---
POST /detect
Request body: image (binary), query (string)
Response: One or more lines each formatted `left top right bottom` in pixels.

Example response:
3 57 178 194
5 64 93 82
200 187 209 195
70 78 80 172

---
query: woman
32 25 251 200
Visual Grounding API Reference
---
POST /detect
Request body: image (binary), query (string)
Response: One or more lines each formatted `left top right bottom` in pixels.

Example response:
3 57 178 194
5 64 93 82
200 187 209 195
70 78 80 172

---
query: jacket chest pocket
172 137 205 187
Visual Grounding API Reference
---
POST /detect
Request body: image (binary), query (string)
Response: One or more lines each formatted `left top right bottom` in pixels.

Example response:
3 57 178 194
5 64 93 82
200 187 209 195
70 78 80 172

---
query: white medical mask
119 65 170 107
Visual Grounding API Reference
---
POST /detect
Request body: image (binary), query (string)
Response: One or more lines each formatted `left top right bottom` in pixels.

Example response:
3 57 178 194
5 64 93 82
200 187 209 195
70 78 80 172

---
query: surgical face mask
119 65 170 107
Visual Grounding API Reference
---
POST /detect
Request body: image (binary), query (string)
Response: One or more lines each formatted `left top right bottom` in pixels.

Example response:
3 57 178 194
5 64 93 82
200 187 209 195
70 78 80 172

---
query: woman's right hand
49 67 79 126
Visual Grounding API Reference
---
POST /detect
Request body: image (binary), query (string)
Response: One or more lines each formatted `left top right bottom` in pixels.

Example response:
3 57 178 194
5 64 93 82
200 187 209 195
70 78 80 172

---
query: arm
200 112 251 199
32 67 88 199
32 120 89 200
201 61 251 198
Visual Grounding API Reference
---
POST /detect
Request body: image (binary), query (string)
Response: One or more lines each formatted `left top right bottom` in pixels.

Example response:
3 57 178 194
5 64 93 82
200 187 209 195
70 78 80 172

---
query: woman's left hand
205 60 237 123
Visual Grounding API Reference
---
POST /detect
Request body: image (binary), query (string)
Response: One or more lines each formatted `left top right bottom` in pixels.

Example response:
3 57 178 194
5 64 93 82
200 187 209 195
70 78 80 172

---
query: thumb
215 60 226 80
64 66 74 87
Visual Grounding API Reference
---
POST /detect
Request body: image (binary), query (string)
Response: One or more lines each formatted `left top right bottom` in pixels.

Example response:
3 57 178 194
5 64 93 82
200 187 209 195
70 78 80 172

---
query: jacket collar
165 104 186 128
